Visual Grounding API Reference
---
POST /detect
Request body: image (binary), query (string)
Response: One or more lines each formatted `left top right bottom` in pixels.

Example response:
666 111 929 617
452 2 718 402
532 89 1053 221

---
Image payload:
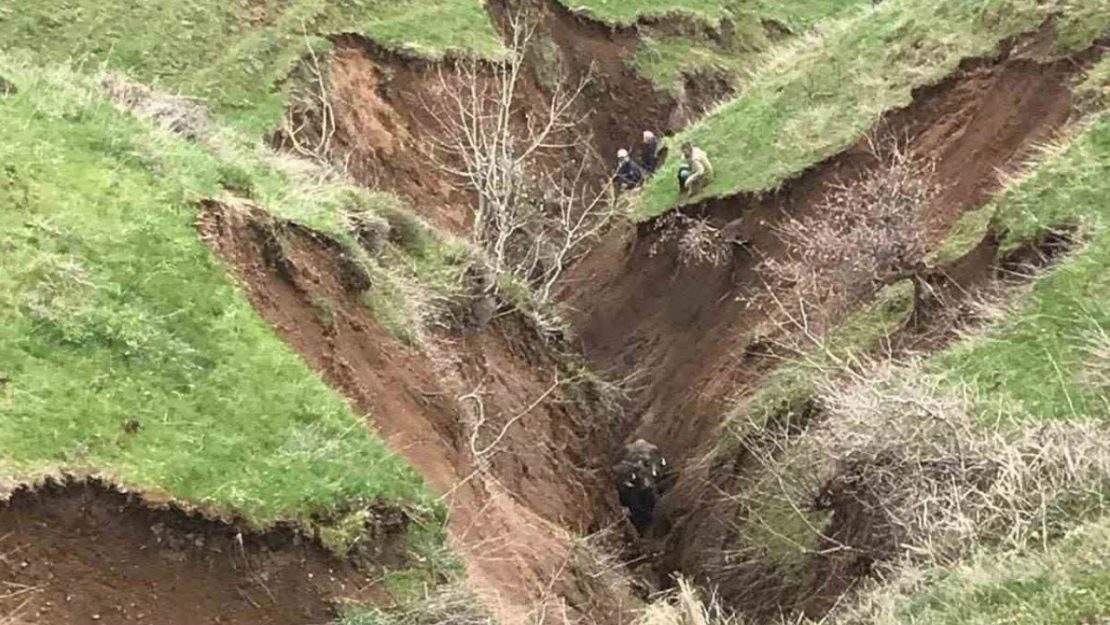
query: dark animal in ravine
614 438 675 534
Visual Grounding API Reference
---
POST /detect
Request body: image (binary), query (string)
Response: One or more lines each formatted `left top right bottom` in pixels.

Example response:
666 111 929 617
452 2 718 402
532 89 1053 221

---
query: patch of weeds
362 268 419 345
339 583 492 625
928 204 996 265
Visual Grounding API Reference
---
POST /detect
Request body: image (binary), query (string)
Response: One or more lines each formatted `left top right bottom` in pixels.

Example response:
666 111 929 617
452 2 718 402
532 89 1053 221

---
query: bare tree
427 7 613 307
762 135 940 328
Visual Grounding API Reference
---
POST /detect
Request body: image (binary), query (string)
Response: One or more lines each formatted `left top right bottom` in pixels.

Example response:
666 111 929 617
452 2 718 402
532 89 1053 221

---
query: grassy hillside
934 122 1110 424
563 0 870 92
0 55 441 539
0 0 502 134
636 0 1110 219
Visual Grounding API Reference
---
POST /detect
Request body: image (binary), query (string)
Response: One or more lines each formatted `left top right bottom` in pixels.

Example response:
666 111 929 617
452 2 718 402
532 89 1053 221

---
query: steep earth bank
259 12 1107 624
197 201 638 624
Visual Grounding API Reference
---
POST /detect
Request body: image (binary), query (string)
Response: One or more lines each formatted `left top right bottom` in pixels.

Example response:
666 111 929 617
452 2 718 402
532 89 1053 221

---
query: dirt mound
197 200 638 624
0 479 373 625
564 38 1103 616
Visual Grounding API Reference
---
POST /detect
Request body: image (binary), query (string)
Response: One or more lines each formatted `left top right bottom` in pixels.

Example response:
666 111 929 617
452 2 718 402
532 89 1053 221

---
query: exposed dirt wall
197 201 638 624
0 479 375 625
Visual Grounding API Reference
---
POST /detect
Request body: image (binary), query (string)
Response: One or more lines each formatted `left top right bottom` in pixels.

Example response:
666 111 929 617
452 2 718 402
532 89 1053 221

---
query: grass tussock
813 360 1110 564
811 518 1110 625
634 577 740 625
637 0 1110 219
342 583 493 625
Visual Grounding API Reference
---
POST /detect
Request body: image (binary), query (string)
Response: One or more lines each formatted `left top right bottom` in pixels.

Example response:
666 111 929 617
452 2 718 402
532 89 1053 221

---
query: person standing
640 130 660 174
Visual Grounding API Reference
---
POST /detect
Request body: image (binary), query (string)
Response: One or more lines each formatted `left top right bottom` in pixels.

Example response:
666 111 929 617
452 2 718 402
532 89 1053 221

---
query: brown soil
196 201 638 625
564 38 1103 617
0 479 378 625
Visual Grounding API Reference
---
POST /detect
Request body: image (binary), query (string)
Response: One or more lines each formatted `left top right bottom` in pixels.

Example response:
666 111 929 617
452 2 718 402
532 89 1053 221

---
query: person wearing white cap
615 147 644 190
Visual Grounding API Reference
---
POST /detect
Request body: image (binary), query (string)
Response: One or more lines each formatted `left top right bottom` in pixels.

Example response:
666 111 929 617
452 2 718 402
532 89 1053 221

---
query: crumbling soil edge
0 476 388 625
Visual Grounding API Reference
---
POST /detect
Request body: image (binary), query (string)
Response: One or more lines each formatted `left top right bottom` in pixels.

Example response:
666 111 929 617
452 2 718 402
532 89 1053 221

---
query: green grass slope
826 518 1110 625
636 0 1110 220
936 115 1110 424
0 55 439 533
0 0 501 134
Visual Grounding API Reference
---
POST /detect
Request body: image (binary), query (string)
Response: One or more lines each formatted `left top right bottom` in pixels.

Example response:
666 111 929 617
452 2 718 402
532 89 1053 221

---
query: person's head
681 141 693 157
643 130 655 142
617 148 629 161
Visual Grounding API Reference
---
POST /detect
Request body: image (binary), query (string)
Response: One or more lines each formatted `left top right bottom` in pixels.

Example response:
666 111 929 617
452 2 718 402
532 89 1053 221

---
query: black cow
614 439 675 534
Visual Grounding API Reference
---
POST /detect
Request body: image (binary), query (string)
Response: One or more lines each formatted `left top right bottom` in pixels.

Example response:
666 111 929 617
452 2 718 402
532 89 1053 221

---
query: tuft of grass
636 0 1110 220
0 54 439 529
1076 55 1110 115
340 583 492 625
0 0 501 134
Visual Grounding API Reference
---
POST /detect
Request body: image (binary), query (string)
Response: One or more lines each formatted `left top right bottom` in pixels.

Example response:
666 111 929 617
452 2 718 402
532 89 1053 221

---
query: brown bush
761 136 939 328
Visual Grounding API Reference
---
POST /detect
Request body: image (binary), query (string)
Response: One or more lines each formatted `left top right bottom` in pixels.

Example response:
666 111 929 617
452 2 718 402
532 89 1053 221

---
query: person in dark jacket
640 130 660 173
615 148 644 190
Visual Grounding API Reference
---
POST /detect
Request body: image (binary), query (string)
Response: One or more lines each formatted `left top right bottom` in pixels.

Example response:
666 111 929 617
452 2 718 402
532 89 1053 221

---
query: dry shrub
811 360 1110 566
97 72 210 140
761 136 939 326
277 36 335 164
635 578 740 625
347 583 493 625
649 213 728 267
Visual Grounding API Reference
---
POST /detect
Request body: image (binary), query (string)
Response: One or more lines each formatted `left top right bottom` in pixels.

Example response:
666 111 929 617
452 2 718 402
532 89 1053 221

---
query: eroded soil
0 479 375 625
197 201 638 624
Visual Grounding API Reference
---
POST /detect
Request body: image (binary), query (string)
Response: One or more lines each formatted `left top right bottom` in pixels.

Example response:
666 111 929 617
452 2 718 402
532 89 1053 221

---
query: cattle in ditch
614 438 675 534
